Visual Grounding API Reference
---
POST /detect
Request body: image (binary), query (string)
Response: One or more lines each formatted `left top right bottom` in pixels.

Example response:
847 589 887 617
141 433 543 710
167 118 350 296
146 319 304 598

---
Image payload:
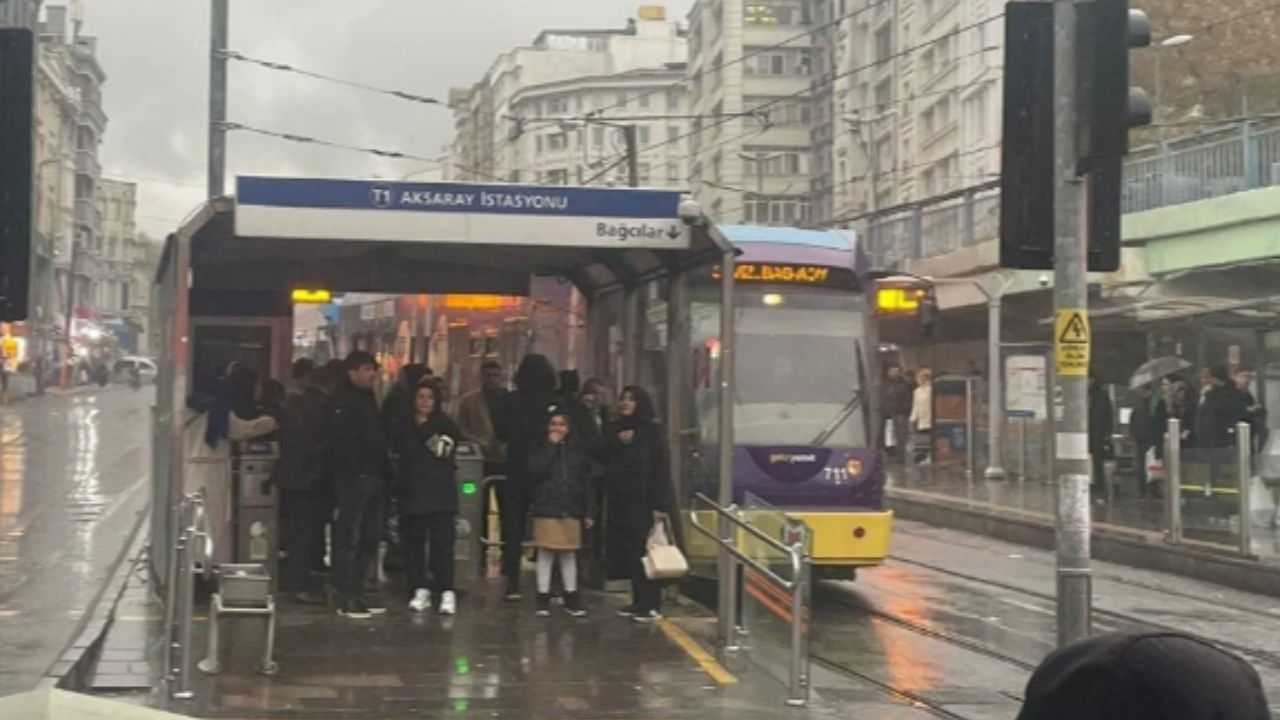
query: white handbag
642 518 689 580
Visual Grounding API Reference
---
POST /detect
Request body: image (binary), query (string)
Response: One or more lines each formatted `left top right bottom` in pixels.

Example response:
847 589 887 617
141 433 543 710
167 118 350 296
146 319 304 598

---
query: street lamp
1154 34 1194 145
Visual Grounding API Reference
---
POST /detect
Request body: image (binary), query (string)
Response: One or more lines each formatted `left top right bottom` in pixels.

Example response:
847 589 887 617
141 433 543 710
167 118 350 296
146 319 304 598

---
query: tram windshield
691 284 871 448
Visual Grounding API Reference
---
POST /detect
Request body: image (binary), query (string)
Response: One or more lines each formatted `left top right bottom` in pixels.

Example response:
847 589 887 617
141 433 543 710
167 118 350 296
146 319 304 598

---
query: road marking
658 619 737 685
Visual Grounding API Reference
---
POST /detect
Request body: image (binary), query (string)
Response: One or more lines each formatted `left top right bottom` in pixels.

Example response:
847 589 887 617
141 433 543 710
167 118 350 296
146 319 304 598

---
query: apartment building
448 6 689 188
831 0 1003 222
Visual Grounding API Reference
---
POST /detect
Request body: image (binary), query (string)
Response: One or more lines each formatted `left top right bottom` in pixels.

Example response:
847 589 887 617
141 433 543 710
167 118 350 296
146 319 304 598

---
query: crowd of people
1126 366 1266 498
182 350 674 623
879 364 935 466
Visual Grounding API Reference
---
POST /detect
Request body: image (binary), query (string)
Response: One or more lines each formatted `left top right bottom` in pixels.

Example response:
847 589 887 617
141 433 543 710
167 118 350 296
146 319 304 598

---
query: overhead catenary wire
221 50 443 106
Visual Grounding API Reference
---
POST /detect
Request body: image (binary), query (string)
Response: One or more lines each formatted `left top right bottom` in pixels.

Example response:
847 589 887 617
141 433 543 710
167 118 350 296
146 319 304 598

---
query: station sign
235 176 691 250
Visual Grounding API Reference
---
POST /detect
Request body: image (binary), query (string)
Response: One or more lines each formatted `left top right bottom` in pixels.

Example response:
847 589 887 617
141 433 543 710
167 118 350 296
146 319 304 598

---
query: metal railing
865 120 1280 267
1162 419 1255 557
163 492 213 699
689 493 811 707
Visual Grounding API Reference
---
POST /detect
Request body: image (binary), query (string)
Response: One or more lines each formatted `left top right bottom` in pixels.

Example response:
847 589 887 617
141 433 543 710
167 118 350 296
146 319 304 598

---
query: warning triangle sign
1058 312 1088 344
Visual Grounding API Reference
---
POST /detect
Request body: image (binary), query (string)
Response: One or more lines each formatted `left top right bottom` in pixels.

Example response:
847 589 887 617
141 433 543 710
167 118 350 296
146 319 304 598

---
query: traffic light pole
1052 0 1092 647
208 0 229 199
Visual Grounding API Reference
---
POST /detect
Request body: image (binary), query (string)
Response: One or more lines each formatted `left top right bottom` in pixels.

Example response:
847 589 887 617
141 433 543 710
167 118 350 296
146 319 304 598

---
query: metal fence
866 120 1280 267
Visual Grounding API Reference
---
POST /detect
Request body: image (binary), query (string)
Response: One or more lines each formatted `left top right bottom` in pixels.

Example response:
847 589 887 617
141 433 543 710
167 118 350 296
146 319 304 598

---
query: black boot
536 593 551 616
565 592 587 617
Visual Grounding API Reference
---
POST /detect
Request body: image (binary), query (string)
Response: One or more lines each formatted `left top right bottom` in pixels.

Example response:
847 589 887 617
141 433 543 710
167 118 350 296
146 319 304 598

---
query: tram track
809 653 992 720
882 553 1280 671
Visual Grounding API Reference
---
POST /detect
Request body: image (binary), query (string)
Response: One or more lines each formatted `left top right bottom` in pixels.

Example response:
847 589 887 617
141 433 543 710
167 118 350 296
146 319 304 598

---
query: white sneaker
438 590 457 616
409 588 431 613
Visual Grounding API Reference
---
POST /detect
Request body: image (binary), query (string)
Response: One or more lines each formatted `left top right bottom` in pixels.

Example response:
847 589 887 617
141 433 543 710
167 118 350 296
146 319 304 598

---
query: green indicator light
461 481 477 496
455 657 470 675
453 698 470 712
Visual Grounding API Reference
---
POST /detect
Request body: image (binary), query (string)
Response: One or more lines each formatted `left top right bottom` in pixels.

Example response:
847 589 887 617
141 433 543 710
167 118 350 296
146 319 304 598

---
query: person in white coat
909 367 934 466
183 369 278 566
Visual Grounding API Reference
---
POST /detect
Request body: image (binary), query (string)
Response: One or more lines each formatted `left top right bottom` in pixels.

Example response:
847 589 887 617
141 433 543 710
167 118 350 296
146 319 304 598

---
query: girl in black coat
527 411 598 617
603 385 672 623
391 382 463 615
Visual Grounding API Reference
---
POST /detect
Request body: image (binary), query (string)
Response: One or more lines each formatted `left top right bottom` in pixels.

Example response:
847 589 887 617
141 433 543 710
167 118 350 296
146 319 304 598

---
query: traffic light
998 1 1055 271
0 29 34 322
1000 0 1152 273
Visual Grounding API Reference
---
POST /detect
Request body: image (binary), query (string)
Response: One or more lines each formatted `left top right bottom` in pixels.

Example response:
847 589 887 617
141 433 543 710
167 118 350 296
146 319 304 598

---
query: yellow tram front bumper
682 509 893 569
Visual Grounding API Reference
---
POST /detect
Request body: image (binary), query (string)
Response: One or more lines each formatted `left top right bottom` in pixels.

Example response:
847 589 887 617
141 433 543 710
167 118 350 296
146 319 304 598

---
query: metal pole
966 378 977 479
666 272 688 501
1166 418 1182 544
1154 48 1165 147
716 247 737 646
786 537 811 707
1052 0 1092 647
1238 421 1253 556
208 0 229 199
623 125 639 188
985 288 1007 479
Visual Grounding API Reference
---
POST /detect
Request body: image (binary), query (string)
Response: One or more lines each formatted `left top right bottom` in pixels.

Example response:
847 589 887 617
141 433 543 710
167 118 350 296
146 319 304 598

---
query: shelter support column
666 271 689 506
621 286 641 386
716 246 736 645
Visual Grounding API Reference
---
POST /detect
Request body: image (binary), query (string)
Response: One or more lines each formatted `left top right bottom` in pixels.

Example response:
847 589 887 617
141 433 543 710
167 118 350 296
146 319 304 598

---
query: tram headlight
762 293 784 307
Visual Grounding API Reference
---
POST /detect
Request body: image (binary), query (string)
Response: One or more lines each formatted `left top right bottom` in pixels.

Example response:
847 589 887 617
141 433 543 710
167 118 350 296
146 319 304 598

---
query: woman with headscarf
496 354 560 599
183 366 278 566
602 385 672 623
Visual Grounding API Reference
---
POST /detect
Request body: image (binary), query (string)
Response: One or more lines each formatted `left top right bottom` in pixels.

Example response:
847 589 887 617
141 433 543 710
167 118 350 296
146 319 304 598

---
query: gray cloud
89 0 694 238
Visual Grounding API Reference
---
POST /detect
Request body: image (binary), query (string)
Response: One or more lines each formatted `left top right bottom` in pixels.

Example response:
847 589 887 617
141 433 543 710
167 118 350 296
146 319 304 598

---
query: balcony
77 99 108 134
75 149 101 180
74 198 101 231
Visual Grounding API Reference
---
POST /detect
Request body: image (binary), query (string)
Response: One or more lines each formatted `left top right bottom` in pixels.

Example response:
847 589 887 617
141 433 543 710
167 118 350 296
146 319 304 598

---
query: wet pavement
811 519 1280 717
888 462 1280 558
0 386 153 696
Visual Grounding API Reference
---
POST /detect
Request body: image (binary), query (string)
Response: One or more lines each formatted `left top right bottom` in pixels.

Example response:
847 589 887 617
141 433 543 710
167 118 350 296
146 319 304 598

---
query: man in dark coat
881 365 913 459
1017 630 1270 719
1088 377 1114 499
496 354 560 599
1196 366 1251 449
325 351 391 619
272 364 337 602
1129 383 1156 497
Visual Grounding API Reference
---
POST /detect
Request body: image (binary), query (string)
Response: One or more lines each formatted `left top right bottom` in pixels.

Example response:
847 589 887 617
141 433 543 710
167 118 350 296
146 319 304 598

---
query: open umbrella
1129 356 1192 390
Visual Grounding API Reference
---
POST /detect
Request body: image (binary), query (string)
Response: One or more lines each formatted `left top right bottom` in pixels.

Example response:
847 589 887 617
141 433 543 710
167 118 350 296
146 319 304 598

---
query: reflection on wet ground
0 388 152 696
889 463 1280 557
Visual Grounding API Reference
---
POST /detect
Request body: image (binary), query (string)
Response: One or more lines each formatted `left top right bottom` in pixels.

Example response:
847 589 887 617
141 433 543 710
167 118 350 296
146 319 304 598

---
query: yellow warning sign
1054 309 1090 376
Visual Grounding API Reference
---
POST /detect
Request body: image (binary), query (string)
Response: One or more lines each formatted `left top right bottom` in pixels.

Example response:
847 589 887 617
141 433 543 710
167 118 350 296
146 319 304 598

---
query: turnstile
454 441 484 562
233 440 280 583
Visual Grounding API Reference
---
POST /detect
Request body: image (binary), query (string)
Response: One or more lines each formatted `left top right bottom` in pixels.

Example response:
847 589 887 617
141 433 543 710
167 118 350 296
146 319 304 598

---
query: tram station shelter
148 176 742 608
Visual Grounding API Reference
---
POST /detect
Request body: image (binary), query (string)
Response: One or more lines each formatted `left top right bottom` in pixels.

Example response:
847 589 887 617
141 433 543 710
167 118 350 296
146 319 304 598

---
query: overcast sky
88 0 694 238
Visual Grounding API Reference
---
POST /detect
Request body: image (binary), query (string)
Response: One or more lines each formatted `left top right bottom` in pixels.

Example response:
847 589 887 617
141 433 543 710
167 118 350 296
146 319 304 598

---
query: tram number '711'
823 466 854 482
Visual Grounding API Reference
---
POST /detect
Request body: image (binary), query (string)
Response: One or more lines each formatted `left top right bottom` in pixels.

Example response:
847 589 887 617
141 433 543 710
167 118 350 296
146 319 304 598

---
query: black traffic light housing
999 0 1153 273
918 288 939 339
0 29 35 322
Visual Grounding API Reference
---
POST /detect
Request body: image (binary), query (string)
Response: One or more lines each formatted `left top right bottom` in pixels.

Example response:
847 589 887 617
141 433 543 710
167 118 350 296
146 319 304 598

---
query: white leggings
536 550 578 594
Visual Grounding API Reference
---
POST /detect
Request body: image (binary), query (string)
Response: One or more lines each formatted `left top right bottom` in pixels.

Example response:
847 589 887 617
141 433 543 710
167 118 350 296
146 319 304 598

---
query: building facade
447 6 689 187
831 0 1003 222
686 0 833 225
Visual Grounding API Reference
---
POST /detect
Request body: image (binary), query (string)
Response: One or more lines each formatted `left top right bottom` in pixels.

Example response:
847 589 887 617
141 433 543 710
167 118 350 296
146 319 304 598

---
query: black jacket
1196 384 1251 449
500 388 560 489
391 412 462 515
602 419 672 526
324 380 390 481
270 386 329 492
1088 385 1114 456
882 378 912 417
527 440 598 519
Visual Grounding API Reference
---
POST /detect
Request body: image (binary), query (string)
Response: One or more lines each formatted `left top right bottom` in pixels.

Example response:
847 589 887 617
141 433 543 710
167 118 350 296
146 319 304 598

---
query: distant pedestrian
909 367 934 465
391 381 462 616
603 386 672 623
881 365 912 459
1235 369 1268 451
1089 377 1114 499
1153 373 1195 457
456 361 509 474
272 364 338 604
557 370 600 450
527 411 597 617
1129 383 1156 497
496 354 560 600
325 351 391 619
289 358 316 396
581 378 611 437
1017 630 1271 719
1195 366 1250 449
381 363 431 431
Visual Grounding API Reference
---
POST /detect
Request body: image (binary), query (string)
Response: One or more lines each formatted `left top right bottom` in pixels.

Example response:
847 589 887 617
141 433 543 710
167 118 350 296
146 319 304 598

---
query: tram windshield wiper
811 389 863 447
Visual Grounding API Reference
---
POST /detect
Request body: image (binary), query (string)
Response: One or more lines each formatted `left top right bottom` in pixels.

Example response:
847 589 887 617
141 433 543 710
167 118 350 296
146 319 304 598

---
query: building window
666 87 681 110
667 125 681 143
593 126 606 147
638 92 651 109
745 48 811 76
547 132 568 151
874 24 892 62
637 163 651 183
546 96 569 115
546 169 569 185
616 92 628 108
638 126 651 144
667 162 680 181
745 1 809 26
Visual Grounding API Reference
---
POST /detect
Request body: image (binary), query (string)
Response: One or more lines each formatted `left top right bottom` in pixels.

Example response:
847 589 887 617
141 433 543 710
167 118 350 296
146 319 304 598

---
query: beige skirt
533 517 582 550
